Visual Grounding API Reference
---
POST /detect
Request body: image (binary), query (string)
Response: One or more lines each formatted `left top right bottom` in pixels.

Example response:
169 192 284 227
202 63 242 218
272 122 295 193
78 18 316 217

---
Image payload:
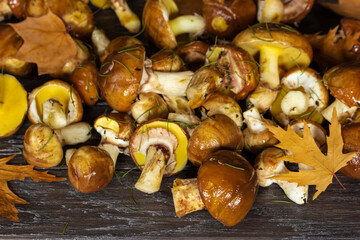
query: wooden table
0 1 359 239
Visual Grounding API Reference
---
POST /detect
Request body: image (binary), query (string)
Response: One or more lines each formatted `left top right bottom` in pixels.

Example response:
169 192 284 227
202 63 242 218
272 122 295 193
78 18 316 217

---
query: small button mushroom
306 18 360 71
150 48 184 72
70 61 100 106
187 114 243 167
131 93 169 124
175 41 209 71
243 107 278 154
321 62 360 124
257 0 314 23
27 80 83 130
110 0 141 33
198 150 258 226
0 24 34 76
201 92 243 128
340 123 360 179
129 120 188 194
68 146 114 193
23 122 92 168
233 23 313 111
203 0 256 39
270 67 328 126
143 0 205 49
254 147 308 204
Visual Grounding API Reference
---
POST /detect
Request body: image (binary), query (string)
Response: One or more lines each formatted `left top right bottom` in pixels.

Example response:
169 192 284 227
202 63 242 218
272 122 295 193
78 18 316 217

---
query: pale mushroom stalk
259 46 281 89
258 0 284 22
169 15 206 38
281 90 309 116
321 99 358 123
111 0 141 33
91 27 111 57
54 122 92 146
42 99 67 129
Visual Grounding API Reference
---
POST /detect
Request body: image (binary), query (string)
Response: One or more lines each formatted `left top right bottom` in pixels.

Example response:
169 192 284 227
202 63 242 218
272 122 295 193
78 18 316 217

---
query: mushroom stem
98 143 120 165
135 145 170 194
91 27 110 58
54 122 92 146
259 46 281 89
248 85 279 112
281 90 309 116
110 0 141 33
140 70 194 96
321 99 358 123
258 0 284 22
42 99 67 129
169 15 205 38
276 180 308 205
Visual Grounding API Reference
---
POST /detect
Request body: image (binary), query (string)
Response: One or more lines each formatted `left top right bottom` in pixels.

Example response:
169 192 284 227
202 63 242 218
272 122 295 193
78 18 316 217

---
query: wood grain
0 1 359 239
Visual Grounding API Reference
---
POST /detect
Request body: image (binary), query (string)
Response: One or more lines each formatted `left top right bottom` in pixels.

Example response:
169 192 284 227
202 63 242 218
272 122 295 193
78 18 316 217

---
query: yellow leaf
266 108 356 200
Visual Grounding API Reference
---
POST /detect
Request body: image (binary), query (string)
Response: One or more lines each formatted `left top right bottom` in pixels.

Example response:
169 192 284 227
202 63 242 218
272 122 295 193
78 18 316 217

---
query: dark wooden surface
1 1 359 239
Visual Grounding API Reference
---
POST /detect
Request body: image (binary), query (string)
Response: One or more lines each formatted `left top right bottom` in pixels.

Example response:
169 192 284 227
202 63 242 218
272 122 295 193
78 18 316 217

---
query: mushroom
0 24 34 76
129 119 188 194
150 48 184 72
340 122 360 179
321 62 360 124
27 80 83 130
202 0 256 39
233 23 313 111
67 112 135 193
257 0 314 24
131 93 169 124
142 0 205 49
200 92 243 128
270 67 328 126
110 0 141 33
91 27 111 59
306 18 360 71
254 147 308 204
317 0 360 20
23 122 91 168
175 41 209 71
0 1 12 21
197 150 258 226
70 60 100 106
187 114 243 167
243 107 278 154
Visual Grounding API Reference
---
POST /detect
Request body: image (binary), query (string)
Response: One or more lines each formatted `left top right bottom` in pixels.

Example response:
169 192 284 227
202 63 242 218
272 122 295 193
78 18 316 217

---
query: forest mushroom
233 23 313 111
254 147 308 204
70 60 99 106
197 150 258 226
270 67 328 126
150 48 184 72
23 122 91 168
143 0 205 49
0 74 27 138
0 24 34 76
187 114 243 167
321 62 360 124
27 80 83 130
202 0 256 39
243 107 278 154
131 93 169 124
200 92 243 128
175 41 209 71
110 0 141 33
91 27 110 59
306 18 360 71
340 122 360 179
257 0 314 23
317 0 360 20
129 120 188 194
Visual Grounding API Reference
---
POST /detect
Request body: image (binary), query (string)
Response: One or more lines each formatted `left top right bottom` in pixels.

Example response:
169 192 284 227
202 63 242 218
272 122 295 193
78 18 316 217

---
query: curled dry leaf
9 11 77 75
0 155 66 222
266 108 356 200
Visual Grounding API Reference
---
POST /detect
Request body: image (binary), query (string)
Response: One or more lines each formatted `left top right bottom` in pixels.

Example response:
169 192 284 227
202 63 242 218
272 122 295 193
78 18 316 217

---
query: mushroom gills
135 145 170 194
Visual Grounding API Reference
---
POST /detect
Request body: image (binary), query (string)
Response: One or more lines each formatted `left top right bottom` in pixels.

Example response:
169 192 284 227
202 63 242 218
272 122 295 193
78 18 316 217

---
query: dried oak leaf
9 11 77 75
266 109 356 200
0 154 66 222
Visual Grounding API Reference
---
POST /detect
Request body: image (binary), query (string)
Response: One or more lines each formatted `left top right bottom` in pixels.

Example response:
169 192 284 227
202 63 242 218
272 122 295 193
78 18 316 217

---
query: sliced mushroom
129 120 188 194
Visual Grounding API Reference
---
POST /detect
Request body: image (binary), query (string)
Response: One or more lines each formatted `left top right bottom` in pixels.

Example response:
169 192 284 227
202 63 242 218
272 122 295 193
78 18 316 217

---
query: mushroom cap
143 0 177 49
197 150 258 226
129 119 188 176
281 0 314 23
23 123 63 168
101 36 144 63
187 114 244 167
27 80 83 128
150 49 184 72
203 0 256 39
131 93 169 124
324 62 360 107
99 37 145 112
233 23 313 70
340 122 360 179
175 41 209 71
70 60 99 106
68 146 114 193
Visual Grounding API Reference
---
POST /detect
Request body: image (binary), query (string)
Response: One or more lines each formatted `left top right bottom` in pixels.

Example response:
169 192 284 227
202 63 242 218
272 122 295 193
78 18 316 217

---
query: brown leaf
266 108 356 200
10 11 77 75
0 155 66 222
